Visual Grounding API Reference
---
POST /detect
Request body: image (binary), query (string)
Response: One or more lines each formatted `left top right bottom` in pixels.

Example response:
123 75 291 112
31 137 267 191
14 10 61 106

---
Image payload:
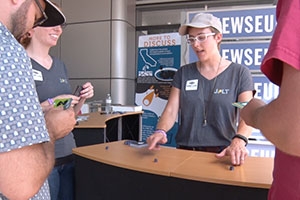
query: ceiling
136 0 276 33
136 0 276 10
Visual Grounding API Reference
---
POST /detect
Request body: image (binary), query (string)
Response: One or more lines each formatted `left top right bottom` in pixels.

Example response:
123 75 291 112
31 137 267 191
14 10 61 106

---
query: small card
124 140 148 148
54 98 72 110
232 102 248 109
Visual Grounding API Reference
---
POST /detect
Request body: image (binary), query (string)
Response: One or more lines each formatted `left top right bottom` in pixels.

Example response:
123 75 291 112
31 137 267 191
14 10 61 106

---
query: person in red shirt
241 0 300 199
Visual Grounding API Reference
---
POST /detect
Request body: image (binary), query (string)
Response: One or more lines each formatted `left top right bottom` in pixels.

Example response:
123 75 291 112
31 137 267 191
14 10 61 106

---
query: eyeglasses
60 23 67 29
33 0 48 28
186 33 216 45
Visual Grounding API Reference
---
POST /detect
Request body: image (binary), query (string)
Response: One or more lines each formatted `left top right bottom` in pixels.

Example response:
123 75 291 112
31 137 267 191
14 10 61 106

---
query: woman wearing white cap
147 13 254 166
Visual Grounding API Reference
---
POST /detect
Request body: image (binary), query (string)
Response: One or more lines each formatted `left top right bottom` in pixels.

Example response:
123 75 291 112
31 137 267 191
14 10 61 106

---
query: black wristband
232 134 248 146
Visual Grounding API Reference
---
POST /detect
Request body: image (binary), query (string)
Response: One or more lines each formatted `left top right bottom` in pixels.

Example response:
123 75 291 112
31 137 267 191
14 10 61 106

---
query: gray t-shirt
32 57 76 158
172 62 253 147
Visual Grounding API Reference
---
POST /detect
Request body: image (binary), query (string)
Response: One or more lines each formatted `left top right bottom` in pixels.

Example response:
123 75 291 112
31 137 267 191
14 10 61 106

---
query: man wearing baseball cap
0 0 75 199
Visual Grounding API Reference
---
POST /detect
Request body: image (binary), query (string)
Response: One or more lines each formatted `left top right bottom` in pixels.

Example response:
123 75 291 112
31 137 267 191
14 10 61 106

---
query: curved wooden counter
171 150 273 189
73 140 273 200
73 112 143 146
75 111 143 128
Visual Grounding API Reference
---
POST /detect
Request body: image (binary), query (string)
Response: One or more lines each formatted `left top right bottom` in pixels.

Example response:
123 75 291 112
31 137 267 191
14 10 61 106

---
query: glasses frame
33 0 48 28
186 32 216 45
60 23 67 29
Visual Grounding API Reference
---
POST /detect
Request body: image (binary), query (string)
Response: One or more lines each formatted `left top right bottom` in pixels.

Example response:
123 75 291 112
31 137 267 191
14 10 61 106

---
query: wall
51 0 136 105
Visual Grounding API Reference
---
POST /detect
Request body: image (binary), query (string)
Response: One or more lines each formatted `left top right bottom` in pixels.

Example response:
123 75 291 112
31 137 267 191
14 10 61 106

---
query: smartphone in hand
73 85 83 97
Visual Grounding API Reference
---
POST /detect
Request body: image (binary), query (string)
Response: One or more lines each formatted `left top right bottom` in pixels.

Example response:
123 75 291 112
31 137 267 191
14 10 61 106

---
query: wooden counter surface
75 111 143 129
73 140 194 176
171 151 273 189
73 140 273 189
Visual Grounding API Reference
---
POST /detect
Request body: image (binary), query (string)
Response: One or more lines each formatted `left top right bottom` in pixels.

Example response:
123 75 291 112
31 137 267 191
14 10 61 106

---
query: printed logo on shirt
214 88 230 94
32 69 43 81
59 78 68 84
185 79 198 91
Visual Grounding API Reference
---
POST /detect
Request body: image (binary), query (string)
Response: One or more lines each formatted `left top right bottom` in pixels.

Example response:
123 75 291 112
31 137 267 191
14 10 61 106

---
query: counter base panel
74 155 269 200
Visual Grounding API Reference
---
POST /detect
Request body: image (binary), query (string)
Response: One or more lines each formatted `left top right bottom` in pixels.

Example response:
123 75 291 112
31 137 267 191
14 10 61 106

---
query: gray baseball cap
178 13 222 35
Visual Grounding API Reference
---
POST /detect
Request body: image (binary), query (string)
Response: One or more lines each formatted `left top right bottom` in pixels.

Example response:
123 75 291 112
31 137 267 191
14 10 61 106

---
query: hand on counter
146 131 168 150
215 139 249 166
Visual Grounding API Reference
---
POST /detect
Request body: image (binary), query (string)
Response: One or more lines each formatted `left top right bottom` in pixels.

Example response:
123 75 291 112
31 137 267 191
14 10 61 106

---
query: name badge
33 69 43 81
185 79 198 91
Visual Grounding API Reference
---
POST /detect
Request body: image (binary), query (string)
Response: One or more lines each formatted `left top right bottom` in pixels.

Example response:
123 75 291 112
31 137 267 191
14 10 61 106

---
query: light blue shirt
0 22 50 200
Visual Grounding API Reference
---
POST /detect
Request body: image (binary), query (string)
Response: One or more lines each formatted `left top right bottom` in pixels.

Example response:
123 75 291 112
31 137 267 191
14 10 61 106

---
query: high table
73 111 143 147
73 140 273 200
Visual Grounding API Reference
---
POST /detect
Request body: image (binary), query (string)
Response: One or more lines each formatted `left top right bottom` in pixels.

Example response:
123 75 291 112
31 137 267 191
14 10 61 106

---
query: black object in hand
73 85 83 97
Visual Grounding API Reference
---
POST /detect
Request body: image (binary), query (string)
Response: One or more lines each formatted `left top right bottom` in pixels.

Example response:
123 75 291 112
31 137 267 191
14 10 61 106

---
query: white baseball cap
178 13 222 36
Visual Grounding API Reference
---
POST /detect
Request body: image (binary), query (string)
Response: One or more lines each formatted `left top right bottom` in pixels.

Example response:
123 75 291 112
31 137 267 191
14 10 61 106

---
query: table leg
103 128 106 143
139 114 142 141
118 117 122 140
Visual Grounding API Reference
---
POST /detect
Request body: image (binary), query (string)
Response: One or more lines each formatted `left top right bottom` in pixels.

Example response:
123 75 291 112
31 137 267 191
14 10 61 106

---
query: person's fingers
215 148 227 158
147 133 163 150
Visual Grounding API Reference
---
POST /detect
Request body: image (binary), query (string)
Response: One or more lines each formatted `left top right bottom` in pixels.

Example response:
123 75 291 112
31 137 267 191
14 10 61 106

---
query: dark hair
19 33 31 49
